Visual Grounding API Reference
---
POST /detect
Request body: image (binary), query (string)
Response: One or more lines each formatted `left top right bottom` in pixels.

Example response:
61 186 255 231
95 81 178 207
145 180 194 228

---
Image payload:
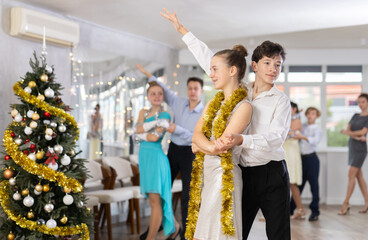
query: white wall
0 0 179 153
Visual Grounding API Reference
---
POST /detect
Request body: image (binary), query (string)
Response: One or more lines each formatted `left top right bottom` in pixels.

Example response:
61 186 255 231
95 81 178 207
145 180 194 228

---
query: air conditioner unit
10 7 79 47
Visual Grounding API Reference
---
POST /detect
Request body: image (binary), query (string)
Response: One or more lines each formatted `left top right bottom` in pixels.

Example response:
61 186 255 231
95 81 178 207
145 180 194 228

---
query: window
326 66 362 82
326 85 361 147
289 86 321 123
288 66 322 82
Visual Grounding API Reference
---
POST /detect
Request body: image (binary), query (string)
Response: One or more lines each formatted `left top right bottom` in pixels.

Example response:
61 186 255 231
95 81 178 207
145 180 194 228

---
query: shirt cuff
182 32 196 44
148 76 157 82
240 134 255 149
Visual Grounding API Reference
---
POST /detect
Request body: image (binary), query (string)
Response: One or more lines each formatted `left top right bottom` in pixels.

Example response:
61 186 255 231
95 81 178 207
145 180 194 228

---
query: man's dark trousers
167 141 195 240
241 160 291 240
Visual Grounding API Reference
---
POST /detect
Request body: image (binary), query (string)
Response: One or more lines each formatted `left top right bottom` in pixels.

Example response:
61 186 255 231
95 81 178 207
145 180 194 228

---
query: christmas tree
0 52 93 240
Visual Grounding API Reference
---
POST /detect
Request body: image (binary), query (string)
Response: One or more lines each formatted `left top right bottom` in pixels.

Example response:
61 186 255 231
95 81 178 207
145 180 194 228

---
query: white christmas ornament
24 127 33 135
58 124 66 133
45 134 52 141
44 203 54 213
44 87 55 98
14 114 23 123
23 195 34 207
13 192 21 201
50 122 57 128
15 138 22 145
43 120 51 125
27 110 34 118
54 144 63 154
46 65 53 73
11 109 19 117
28 153 36 161
34 189 42 195
48 162 58 171
46 219 57 229
45 128 53 135
63 194 74 205
24 87 32 94
30 121 38 129
9 177 16 186
60 155 71 165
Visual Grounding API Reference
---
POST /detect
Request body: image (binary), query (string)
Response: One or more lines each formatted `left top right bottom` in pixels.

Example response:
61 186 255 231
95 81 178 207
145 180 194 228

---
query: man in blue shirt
137 64 204 240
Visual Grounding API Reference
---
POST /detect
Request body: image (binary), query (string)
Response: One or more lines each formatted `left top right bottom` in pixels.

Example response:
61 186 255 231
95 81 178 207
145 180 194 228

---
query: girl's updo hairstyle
213 44 248 82
146 81 163 94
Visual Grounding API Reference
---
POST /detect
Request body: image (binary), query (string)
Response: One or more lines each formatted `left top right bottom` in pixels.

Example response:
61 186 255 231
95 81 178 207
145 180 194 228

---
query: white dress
194 100 250 240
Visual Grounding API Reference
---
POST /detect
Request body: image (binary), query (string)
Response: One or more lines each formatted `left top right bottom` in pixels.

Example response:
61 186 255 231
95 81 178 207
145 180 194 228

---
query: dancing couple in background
162 8 291 240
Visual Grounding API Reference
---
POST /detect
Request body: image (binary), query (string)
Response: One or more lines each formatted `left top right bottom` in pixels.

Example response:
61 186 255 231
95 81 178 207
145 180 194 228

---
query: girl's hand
160 8 189 35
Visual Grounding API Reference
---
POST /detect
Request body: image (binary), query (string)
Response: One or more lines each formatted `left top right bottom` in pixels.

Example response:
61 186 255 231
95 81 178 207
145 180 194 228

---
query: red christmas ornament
24 139 30 143
23 117 26 121
11 132 16 137
4 155 10 160
44 112 51 118
30 144 36 149
23 150 29 155
31 149 36 153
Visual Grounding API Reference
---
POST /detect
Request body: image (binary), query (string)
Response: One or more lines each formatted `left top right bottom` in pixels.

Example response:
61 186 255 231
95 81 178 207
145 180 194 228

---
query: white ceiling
16 0 368 49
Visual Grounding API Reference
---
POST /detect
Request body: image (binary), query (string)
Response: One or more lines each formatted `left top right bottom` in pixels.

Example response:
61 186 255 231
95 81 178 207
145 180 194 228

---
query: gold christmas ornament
69 149 75 156
37 94 45 101
20 121 26 127
21 188 30 196
3 168 14 179
27 210 35 219
42 184 50 192
32 113 40 121
40 73 48 82
64 186 71 194
36 150 45 160
60 215 68 224
35 184 43 192
7 232 15 240
28 81 36 88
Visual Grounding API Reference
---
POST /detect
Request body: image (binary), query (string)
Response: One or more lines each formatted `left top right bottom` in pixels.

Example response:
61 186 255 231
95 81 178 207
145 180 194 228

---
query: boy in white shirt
292 107 322 221
161 9 291 240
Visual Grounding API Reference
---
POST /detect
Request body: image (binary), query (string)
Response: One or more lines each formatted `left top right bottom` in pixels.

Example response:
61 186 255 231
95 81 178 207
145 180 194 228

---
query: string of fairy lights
69 51 183 151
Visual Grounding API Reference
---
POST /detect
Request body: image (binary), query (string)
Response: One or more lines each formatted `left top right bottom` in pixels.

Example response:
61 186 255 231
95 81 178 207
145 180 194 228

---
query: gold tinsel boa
0 181 89 239
185 87 247 239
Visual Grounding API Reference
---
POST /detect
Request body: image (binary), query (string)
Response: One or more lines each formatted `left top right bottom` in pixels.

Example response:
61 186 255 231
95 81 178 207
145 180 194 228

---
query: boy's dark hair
187 77 203 88
252 40 286 63
358 93 368 101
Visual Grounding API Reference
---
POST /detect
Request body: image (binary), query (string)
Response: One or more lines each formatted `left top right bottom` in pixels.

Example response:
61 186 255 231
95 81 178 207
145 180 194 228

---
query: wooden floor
95 204 368 240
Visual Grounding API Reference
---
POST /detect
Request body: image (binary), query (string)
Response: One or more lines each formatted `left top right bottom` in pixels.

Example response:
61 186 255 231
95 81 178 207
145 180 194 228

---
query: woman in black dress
339 93 368 215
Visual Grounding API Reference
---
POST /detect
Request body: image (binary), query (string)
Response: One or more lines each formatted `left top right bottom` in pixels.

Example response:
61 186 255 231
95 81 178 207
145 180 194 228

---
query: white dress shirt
300 123 322 155
182 32 291 167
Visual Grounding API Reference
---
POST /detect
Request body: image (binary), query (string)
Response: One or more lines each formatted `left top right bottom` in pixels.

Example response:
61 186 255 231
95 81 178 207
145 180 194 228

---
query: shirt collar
246 82 280 99
187 100 204 113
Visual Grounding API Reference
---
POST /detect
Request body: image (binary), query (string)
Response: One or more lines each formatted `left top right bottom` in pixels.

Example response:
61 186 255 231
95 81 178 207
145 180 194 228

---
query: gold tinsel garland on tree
13 82 79 139
0 181 89 239
4 129 83 193
185 87 247 239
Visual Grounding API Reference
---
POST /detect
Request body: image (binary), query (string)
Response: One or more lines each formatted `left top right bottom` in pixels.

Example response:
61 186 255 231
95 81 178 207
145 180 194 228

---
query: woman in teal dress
135 82 180 240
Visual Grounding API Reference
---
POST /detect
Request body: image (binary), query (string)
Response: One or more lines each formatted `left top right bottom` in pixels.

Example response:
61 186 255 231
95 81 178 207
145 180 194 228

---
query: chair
85 161 135 240
102 157 143 233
